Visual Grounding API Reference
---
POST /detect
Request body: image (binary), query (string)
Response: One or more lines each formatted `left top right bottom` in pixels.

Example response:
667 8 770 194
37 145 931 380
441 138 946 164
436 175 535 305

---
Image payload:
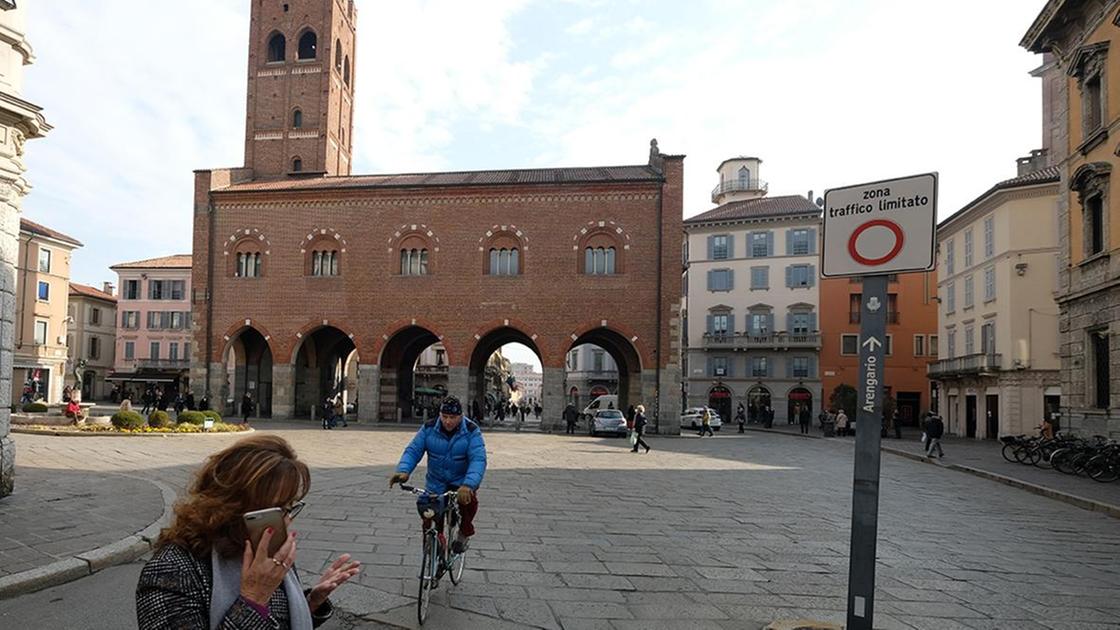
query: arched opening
292 157 303 172
343 55 351 87
223 327 274 418
708 385 732 424
565 328 642 425
334 39 342 70
469 328 543 426
378 326 443 422
267 32 286 63
297 30 318 60
787 387 813 426
747 385 772 425
292 109 303 128
738 166 751 187
293 326 356 418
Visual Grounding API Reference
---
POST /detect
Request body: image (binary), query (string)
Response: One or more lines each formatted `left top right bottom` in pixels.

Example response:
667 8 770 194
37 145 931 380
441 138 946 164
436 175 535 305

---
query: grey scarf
210 548 312 630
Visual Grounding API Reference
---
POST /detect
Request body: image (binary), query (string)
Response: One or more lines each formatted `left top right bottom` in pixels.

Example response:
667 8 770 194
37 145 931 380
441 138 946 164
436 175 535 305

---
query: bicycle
399 484 467 625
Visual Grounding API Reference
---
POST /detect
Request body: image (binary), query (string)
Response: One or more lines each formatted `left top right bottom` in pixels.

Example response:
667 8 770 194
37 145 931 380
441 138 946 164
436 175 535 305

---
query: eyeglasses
285 500 306 520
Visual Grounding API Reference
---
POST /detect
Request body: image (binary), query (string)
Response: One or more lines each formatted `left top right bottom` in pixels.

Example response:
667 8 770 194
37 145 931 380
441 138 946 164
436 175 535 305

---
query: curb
880 446 1120 520
744 427 824 440
0 474 177 599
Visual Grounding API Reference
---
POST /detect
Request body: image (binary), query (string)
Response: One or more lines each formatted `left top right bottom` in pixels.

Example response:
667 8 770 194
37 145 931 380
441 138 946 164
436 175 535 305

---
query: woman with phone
136 435 360 629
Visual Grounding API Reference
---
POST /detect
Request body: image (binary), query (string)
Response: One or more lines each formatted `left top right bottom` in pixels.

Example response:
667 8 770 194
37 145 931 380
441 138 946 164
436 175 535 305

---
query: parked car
591 409 628 437
680 407 723 431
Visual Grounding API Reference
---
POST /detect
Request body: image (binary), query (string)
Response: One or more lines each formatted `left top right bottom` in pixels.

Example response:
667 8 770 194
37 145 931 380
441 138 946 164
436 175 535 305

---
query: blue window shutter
706 356 713 377
785 265 794 288
727 234 735 259
766 231 774 257
765 313 775 334
766 357 774 377
808 264 816 287
727 269 735 291
785 357 793 378
706 314 714 334
786 230 794 256
809 356 817 377
728 313 736 334
762 267 769 287
807 228 818 254
707 269 714 291
727 357 735 377
746 232 755 258
809 312 818 332
707 235 714 260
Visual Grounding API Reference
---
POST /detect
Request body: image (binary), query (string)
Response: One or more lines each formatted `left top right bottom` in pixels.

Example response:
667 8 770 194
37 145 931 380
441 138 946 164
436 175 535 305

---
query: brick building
190 0 684 432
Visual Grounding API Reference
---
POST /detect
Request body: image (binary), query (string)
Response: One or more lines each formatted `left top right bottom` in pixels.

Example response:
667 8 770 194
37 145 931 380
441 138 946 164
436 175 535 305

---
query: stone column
357 363 379 423
656 366 682 435
271 363 294 419
446 366 468 404
0 186 16 497
541 366 565 432
204 362 225 415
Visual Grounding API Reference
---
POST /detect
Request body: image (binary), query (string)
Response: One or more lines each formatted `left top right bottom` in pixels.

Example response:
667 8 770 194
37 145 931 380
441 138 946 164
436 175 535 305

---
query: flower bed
14 421 250 436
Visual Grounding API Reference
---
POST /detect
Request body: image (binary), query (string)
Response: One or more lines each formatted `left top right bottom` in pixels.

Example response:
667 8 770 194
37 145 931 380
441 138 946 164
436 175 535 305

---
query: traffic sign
821 173 938 277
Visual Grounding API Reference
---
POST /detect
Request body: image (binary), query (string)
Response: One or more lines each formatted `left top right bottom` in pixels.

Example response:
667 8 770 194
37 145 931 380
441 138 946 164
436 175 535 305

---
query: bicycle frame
400 484 466 625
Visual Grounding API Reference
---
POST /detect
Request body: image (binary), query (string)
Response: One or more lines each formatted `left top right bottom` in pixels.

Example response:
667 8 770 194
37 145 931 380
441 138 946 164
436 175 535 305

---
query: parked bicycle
1000 433 1118 482
399 484 467 625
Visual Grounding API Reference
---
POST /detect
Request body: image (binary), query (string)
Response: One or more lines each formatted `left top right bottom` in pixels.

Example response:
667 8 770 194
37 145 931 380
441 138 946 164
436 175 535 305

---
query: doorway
985 394 999 439
896 392 921 426
965 395 977 438
1044 393 1061 430
708 385 732 422
787 388 813 426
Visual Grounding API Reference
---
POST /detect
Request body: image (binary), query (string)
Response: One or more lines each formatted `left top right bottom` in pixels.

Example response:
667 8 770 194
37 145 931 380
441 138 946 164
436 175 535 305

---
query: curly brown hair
157 434 310 559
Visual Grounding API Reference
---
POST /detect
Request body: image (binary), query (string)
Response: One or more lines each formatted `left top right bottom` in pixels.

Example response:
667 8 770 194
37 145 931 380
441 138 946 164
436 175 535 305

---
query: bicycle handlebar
399 484 458 499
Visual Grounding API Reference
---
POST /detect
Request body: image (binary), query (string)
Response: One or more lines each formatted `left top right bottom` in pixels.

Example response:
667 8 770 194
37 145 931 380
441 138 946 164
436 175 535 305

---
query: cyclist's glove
389 472 409 488
457 486 474 505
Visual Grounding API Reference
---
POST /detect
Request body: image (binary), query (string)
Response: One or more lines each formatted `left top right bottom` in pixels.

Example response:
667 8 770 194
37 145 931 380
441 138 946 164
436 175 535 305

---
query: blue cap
440 396 463 416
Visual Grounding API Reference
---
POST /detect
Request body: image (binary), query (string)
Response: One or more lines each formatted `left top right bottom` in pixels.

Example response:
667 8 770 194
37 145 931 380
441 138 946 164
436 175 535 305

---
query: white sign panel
821 173 938 277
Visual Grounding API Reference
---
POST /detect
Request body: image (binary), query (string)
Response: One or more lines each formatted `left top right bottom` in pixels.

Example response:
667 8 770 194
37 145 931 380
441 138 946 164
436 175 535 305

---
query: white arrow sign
862 336 882 351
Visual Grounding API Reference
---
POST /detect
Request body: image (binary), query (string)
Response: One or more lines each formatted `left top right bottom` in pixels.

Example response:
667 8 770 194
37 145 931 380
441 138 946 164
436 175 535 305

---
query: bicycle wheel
1035 444 1056 469
1052 449 1076 475
448 516 466 585
417 533 436 625
1001 442 1019 463
1087 454 1120 483
1013 444 1032 464
1022 446 1042 466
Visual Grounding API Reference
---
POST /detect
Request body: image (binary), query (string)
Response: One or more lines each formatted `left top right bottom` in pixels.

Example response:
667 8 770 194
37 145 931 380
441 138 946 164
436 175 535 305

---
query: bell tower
243 0 357 178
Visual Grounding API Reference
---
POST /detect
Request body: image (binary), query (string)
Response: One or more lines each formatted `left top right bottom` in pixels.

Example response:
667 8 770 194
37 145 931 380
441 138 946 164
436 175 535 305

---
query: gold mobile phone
243 507 288 557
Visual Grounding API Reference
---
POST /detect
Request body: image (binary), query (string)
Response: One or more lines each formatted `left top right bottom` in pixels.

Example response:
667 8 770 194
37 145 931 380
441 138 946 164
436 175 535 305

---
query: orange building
819 272 938 426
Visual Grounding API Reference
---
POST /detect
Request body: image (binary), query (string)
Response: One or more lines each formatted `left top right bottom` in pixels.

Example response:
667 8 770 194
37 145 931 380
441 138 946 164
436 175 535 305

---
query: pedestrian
199 392 211 412
516 404 526 432
765 405 774 429
321 397 335 430
736 406 746 433
699 407 714 437
141 387 152 415
185 391 195 411
799 404 811 435
788 402 796 425
631 404 651 453
1037 416 1055 440
471 399 481 424
241 392 254 426
534 402 542 420
837 408 849 437
563 403 578 435
817 408 830 432
923 412 944 460
174 392 186 416
496 402 505 424
892 407 902 440
334 395 347 427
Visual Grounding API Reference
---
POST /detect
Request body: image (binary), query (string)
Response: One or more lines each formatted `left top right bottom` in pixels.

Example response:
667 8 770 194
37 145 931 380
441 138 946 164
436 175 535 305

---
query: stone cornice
214 192 659 211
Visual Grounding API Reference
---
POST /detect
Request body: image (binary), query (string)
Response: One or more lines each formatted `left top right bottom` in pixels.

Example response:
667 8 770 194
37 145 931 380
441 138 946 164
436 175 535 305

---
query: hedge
21 402 48 413
177 410 206 426
111 410 146 430
202 410 223 423
148 410 172 428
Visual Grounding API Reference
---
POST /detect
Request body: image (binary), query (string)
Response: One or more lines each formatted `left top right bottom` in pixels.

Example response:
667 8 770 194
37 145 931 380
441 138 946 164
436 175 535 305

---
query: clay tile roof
217 164 664 193
939 166 1060 229
685 195 822 224
110 254 192 270
19 218 82 247
69 282 116 303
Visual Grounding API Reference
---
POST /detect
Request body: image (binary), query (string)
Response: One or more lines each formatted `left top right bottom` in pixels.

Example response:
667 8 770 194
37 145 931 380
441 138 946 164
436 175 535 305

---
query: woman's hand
307 554 361 612
240 527 297 606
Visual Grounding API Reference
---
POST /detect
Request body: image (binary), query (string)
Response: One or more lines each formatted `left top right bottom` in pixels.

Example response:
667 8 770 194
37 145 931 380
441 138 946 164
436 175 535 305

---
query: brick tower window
236 252 263 278
489 248 520 276
334 39 342 71
578 230 624 274
292 157 303 172
311 250 339 277
584 247 617 275
400 249 429 276
344 56 351 87
298 30 317 60
292 109 302 129
267 32 286 63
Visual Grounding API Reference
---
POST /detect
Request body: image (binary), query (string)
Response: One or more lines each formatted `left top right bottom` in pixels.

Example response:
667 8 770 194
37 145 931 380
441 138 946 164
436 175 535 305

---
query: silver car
592 409 629 437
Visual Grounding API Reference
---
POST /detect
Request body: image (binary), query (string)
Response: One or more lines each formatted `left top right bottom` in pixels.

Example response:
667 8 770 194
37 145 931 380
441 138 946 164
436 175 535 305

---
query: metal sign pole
846 273 887 630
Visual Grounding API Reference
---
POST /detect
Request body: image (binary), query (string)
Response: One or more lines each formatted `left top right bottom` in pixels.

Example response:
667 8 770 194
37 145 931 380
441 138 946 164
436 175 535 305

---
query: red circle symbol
848 219 905 266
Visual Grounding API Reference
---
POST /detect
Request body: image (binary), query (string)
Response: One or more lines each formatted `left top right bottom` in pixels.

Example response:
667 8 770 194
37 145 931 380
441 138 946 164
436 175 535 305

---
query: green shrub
111 410 145 430
202 410 223 423
177 410 206 426
148 410 172 428
21 402 48 413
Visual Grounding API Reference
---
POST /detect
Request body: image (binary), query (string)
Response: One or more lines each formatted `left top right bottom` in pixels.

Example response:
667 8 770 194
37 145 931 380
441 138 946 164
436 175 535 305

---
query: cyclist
389 396 487 553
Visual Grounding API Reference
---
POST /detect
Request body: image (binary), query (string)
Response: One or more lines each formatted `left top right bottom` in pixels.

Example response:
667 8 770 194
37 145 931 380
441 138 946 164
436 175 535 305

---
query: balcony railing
849 312 900 324
702 332 821 350
711 178 768 202
927 353 1002 378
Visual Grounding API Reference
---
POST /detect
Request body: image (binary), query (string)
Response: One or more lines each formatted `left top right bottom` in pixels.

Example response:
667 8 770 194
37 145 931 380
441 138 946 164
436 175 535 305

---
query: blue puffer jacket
396 416 487 493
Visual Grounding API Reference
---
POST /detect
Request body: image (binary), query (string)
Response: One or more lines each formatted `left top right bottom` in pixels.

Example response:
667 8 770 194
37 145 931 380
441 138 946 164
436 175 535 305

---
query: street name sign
821 173 938 278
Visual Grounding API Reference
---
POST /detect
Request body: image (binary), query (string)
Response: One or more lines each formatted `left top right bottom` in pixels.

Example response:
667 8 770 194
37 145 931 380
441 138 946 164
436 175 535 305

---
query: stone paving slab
7 424 1120 629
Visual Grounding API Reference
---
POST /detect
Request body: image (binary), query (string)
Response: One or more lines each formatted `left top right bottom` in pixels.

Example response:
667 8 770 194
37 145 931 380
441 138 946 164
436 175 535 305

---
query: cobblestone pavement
5 424 1120 630
0 465 163 577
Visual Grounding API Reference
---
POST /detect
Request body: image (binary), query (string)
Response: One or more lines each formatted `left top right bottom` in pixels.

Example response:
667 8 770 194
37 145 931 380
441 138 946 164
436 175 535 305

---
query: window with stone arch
1072 162 1112 258
483 230 524 276
579 231 624 275
738 166 751 187
302 229 346 277
231 238 265 278
291 156 303 172
399 235 431 276
266 32 286 63
292 108 303 129
297 29 318 60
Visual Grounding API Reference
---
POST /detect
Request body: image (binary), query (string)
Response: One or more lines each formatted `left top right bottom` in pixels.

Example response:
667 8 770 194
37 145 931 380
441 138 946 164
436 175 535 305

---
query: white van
581 395 619 419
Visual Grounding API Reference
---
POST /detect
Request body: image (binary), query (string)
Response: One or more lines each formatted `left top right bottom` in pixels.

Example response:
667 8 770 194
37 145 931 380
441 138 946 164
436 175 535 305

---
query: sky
21 0 1048 367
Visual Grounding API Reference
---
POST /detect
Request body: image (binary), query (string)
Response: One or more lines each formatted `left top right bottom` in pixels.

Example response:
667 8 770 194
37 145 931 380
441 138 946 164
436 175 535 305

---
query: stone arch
220 323 276 418
388 224 440 275
572 220 631 274
296 28 318 60
289 322 359 418
300 228 348 276
266 31 286 63
224 228 272 278
479 225 528 275
564 323 646 419
467 322 544 417
376 322 448 422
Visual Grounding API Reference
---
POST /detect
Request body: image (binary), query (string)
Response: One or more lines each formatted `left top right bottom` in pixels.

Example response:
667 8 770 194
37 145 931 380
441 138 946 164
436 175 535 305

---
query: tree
829 383 857 419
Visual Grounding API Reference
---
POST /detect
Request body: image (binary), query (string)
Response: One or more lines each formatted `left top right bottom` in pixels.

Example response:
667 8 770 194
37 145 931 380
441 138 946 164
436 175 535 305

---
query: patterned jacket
136 543 333 629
